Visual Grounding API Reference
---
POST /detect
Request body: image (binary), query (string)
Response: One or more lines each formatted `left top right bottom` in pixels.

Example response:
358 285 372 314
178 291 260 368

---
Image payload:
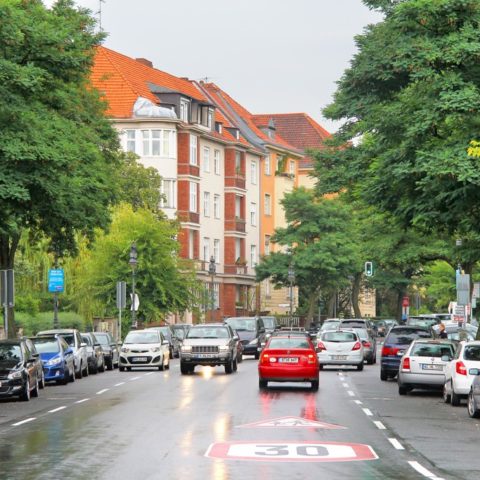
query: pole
210 274 214 323
118 306 122 342
2 270 7 339
131 268 136 329
289 280 293 319
53 255 59 329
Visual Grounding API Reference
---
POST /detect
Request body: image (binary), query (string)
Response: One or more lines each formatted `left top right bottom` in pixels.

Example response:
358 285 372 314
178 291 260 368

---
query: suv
224 317 266 359
37 329 89 379
180 324 238 375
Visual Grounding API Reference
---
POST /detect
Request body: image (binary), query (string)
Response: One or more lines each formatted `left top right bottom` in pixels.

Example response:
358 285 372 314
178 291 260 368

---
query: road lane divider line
388 438 404 450
342 382 349 388
48 406 67 414
408 461 444 480
347 390 355 397
114 382 125 387
373 421 386 430
130 376 141 381
96 389 109 395
75 398 89 404
354 400 363 405
362 408 373 416
12 418 36 427
144 372 154 376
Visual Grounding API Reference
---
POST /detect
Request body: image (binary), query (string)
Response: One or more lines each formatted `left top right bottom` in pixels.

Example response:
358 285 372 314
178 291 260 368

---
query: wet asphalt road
0 349 479 480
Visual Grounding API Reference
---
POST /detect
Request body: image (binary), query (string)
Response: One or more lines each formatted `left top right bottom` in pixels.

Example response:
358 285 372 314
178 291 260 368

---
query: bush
15 311 86 336
15 294 41 316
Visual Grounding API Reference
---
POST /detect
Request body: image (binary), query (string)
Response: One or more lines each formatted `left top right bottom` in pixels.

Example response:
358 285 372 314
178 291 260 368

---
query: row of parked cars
0 329 119 402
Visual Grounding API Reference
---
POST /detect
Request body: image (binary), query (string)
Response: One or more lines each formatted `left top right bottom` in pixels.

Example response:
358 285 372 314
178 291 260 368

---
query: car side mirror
233 335 239 341
65 348 73 355
94 343 101 347
80 342 87 348
469 368 480 376
259 327 265 334
162 340 170 345
441 355 452 362
32 352 39 358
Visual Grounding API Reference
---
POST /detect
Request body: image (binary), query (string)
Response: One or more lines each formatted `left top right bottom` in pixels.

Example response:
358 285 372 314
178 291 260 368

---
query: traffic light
365 261 374 277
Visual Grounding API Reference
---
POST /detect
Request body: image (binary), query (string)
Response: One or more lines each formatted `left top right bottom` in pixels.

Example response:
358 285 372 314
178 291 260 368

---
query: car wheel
159 357 165 371
20 379 31 401
259 379 268 389
83 363 89 377
443 382 451 403
225 358 234 374
380 369 388 381
233 358 238 372
319 364 324 371
126 367 131 372
451 383 461 406
357 363 364 371
70 367 76 383
311 379 319 391
119 366 125 372
91 362 98 374
468 391 480 418
39 371 45 389
398 384 408 395
31 376 39 398
99 360 105 373
373 353 377 364
107 359 114 371
75 363 82 379
254 352 260 360
237 352 243 364
180 362 190 375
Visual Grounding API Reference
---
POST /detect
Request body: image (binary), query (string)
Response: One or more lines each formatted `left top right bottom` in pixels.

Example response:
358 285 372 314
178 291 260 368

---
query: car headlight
121 347 129 353
248 339 258 346
8 370 23 380
151 347 160 352
181 345 192 353
46 356 62 366
218 345 229 352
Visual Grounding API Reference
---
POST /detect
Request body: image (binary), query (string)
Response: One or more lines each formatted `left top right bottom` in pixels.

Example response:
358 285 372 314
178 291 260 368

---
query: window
289 160 295 175
190 135 198 165
213 239 220 263
235 151 241 174
264 194 271 215
189 230 194 259
265 155 271 175
180 99 190 122
189 182 197 212
265 280 271 298
235 238 241 262
203 237 210 262
264 235 271 255
250 203 257 226
140 129 175 157
251 160 257 184
235 196 242 218
207 109 213 129
214 150 221 175
203 147 210 172
250 245 257 267
126 130 136 153
214 194 221 219
142 130 150 156
213 283 220 309
160 179 176 208
203 191 210 217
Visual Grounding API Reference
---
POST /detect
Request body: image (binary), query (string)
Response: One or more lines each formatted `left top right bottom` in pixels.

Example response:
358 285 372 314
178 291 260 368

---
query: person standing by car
439 323 448 339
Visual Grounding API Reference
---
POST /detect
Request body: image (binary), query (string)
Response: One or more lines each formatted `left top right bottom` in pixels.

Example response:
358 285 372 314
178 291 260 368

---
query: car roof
0 339 22 345
390 325 429 331
37 329 77 334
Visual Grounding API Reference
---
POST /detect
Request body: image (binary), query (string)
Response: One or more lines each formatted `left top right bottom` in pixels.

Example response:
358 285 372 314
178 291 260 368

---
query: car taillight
382 346 398 356
456 361 467 376
260 354 269 364
307 354 316 364
402 357 410 371
362 341 371 348
352 342 361 351
317 342 326 351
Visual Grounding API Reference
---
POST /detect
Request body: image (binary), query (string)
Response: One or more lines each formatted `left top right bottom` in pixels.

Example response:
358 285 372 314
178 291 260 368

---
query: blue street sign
48 269 64 293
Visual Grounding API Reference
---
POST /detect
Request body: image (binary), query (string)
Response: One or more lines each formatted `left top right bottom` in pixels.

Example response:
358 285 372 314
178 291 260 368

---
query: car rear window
411 343 454 358
464 345 480 361
341 321 366 327
268 338 311 349
322 332 357 342
386 328 431 344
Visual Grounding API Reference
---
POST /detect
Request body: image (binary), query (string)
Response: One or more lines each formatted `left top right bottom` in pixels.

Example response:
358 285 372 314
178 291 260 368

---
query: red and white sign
205 441 378 463
402 296 410 307
236 416 345 429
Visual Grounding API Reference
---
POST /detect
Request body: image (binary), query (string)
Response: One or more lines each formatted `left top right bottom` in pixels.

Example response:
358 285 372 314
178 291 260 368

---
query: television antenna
98 0 106 32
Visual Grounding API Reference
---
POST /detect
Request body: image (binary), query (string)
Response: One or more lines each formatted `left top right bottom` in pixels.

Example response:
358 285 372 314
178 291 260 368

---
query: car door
159 332 168 360
22 343 36 391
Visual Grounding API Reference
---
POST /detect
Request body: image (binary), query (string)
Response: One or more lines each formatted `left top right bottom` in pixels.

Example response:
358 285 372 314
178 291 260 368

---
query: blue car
30 336 75 385
380 326 432 381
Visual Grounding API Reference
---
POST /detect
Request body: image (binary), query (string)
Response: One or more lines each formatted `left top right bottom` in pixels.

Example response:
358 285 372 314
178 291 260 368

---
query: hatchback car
397 340 455 395
444 341 480 406
258 335 319 391
349 327 377 364
81 332 105 374
317 330 364 371
380 326 432 380
120 330 170 371
93 332 119 370
467 368 480 418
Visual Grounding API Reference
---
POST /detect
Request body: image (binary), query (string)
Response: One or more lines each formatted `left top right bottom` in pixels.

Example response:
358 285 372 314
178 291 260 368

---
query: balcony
225 218 246 233
178 211 200 224
224 264 248 275
178 163 200 177
225 173 246 190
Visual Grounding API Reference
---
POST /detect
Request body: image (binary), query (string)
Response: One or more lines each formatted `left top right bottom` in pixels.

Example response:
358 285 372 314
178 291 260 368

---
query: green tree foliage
421 261 456 312
0 0 120 336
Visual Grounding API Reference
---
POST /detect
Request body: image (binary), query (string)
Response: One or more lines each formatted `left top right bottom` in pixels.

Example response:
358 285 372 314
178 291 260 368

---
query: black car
94 332 119 370
0 339 42 401
22 337 46 389
81 332 105 374
224 317 267 359
147 326 181 358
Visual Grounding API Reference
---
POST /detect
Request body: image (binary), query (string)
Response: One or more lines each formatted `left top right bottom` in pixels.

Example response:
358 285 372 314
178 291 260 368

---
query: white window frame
250 203 257 226
203 237 210 262
289 160 295 175
189 182 197 212
264 194 271 216
213 239 220 263
251 160 257 185
265 155 271 175
214 150 221 175
160 179 176 209
125 129 136 153
235 196 242 218
207 109 214 129
190 134 198 165
203 191 210 217
213 194 221 219
264 235 271 255
235 238 241 262
250 245 257 267
213 282 220 309
203 147 210 173
180 99 190 122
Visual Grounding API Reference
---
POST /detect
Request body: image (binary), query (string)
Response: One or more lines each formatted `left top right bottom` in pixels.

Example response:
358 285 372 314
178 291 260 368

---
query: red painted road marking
236 416 346 429
205 441 378 463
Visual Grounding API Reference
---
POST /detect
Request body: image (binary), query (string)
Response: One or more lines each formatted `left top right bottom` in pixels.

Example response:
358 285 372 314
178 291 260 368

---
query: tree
0 1 119 336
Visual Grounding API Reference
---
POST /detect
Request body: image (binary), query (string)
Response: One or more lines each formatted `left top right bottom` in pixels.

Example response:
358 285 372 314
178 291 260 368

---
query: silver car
119 330 170 371
397 340 455 395
317 329 364 371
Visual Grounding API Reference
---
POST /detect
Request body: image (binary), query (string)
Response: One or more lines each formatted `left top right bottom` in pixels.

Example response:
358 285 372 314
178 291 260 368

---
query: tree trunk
396 289 405 322
305 289 321 328
352 272 362 318
327 293 336 318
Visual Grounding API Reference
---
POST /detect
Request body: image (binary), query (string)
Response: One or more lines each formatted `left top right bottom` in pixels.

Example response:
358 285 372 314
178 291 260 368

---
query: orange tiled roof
252 113 331 169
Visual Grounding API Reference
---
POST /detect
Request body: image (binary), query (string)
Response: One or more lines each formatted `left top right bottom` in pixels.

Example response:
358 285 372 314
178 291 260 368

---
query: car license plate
331 355 347 360
422 364 442 371
131 357 146 363
279 357 298 363
195 354 215 358
0 381 2 387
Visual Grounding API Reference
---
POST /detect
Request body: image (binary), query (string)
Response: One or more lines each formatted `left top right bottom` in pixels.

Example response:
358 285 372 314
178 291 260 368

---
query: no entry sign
236 416 345 429
205 441 378 463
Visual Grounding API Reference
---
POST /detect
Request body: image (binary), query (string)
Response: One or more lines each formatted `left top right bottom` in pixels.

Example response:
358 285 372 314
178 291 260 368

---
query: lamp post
208 256 216 323
288 263 295 318
129 242 138 329
456 238 463 275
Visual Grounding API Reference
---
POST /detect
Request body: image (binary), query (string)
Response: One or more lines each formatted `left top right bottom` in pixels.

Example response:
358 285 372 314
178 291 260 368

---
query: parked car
31 335 75 385
339 318 376 337
432 323 477 343
120 330 170 371
22 337 45 389
224 316 266 359
260 316 278 335
317 329 364 371
406 316 440 330
37 329 88 378
380 326 432 380
180 324 238 375
81 332 105 374
397 340 456 395
348 327 377 364
320 319 341 332
171 324 191 342
444 341 480 406
94 332 119 370
376 319 398 337
467 368 480 418
0 339 42 401
259 335 319 391
146 326 181 359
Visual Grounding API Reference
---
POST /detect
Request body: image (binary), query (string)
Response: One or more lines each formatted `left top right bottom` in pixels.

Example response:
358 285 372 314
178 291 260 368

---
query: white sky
44 0 382 133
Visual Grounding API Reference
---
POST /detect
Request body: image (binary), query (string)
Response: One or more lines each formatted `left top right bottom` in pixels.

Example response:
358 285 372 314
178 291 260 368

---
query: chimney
136 58 153 68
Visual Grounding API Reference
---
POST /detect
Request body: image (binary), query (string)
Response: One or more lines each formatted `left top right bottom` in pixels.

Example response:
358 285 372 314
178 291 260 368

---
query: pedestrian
438 323 448 339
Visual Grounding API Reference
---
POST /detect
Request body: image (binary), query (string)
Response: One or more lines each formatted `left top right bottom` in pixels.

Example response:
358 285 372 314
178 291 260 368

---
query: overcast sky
44 0 382 132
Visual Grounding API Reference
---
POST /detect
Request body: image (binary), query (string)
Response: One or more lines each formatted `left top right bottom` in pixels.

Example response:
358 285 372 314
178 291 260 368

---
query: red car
258 335 319 391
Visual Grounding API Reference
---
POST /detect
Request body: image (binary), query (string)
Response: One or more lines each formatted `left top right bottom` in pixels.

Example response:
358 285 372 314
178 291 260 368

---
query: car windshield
408 318 437 328
187 327 229 339
321 321 340 331
95 335 110 345
124 332 159 344
386 328 431 344
411 343 454 358
173 329 185 339
262 318 276 329
81 336 92 345
322 332 357 342
268 338 311 349
32 338 60 354
352 328 368 340
60 334 75 347
225 318 256 332
156 328 172 339
341 320 366 328
0 344 21 362
464 345 480 361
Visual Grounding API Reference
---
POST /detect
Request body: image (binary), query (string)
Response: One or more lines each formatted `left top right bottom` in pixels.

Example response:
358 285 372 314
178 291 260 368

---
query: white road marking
342 382 349 388
408 461 444 480
96 388 109 395
144 372 154 376
12 418 36 426
362 408 373 416
48 406 66 414
114 382 125 387
354 400 363 405
75 398 89 404
130 376 140 381
373 421 386 430
347 390 355 397
388 438 404 450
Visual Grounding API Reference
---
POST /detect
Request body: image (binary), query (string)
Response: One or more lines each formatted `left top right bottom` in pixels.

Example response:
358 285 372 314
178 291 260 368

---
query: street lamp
288 263 295 318
129 242 138 329
208 256 216 323
456 238 463 275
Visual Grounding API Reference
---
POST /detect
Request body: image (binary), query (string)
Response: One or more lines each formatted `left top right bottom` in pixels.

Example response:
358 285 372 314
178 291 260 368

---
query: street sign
236 416 345 429
116 281 126 309
48 269 64 293
130 293 139 311
205 441 378 462
0 270 14 307
456 274 470 306
473 283 480 299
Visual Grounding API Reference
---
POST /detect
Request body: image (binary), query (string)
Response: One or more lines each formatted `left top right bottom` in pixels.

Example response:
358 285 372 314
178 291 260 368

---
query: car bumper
258 365 318 382
318 352 363 365
453 376 474 396
180 352 232 365
44 366 67 381
398 371 445 387
120 354 163 367
381 356 402 372
242 344 259 355
0 380 24 397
